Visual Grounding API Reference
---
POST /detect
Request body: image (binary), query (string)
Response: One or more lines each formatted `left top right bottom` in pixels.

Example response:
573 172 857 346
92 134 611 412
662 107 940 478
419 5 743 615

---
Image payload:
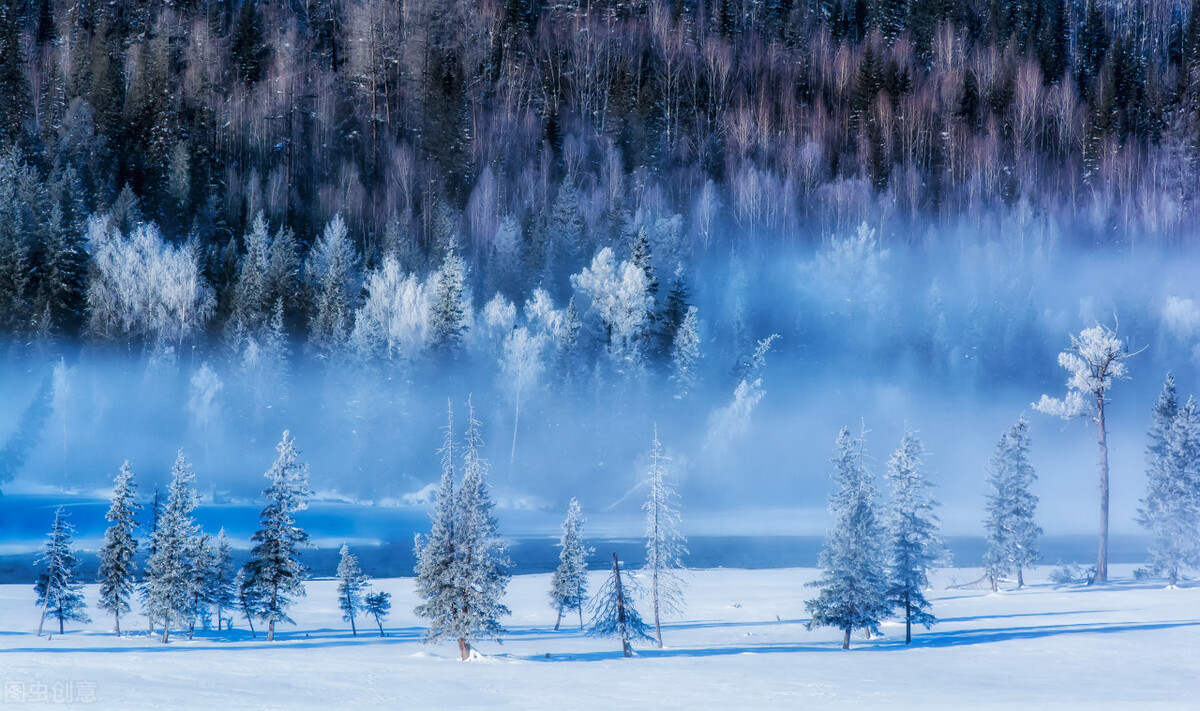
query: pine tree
587 552 653 657
0 0 29 143
447 399 511 659
414 401 459 644
234 568 261 638
428 249 470 354
983 417 1042 590
365 591 392 637
884 431 944 644
36 507 89 635
187 533 216 638
232 212 271 332
337 544 370 636
307 214 359 355
1139 379 1200 587
550 498 593 630
670 306 701 397
806 426 889 649
211 529 235 631
244 430 312 641
642 425 688 648
145 451 202 643
98 461 141 636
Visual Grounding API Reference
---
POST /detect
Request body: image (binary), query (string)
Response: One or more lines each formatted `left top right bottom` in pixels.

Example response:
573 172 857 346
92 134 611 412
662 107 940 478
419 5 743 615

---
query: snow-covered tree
337 544 370 636
36 507 89 635
145 451 201 643
365 591 392 637
187 533 216 638
642 426 688 648
983 417 1042 590
307 214 360 354
211 529 235 631
234 568 261 638
414 401 459 644
550 498 593 630
1035 322 1138 582
428 249 470 354
231 212 271 332
1138 378 1200 587
98 461 140 635
883 431 944 644
447 400 511 659
244 430 312 641
500 326 545 464
669 305 700 397
806 427 889 649
588 552 653 657
351 255 429 360
571 247 652 371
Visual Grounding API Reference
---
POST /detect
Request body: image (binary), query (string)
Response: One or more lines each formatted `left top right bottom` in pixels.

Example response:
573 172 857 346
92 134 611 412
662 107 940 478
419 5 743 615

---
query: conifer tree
883 431 944 644
588 552 653 657
983 417 1042 590
642 425 688 648
550 497 593 630
806 426 889 649
245 430 312 641
428 249 470 354
1139 378 1200 587
337 544 369 636
414 401 459 643
211 529 235 631
365 591 392 637
145 451 202 643
36 507 89 635
98 461 140 636
187 533 216 638
307 214 359 354
234 568 260 638
670 306 701 397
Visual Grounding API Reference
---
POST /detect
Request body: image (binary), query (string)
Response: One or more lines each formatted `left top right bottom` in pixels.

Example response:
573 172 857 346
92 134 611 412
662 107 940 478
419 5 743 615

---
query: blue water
0 494 1151 583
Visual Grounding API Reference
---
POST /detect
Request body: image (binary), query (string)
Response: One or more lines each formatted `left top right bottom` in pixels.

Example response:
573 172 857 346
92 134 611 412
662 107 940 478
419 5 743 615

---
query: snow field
1 565 1197 709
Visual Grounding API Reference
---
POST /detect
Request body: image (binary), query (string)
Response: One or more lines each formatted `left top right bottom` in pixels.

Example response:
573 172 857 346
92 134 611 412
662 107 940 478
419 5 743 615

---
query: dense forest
2 0 1199 503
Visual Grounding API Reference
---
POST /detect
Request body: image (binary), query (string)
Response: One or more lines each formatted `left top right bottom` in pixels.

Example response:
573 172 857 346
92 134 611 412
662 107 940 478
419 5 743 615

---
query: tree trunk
1017 566 1025 589
1169 568 1177 588
554 608 562 631
350 614 357 637
58 616 64 635
115 612 121 637
161 620 170 644
1096 391 1109 583
37 590 50 636
376 617 384 637
267 618 275 642
842 626 851 650
905 590 912 645
578 607 584 630
458 636 471 660
990 575 998 592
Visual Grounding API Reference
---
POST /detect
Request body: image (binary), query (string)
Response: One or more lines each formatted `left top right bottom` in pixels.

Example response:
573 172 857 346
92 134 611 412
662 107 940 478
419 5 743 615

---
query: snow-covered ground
1 565 1197 709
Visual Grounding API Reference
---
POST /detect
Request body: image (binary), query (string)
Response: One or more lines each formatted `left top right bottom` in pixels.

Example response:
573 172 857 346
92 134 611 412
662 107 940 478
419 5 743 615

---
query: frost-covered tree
211 529 235 631
36 507 89 635
571 247 652 371
98 461 140 636
234 568 261 638
414 401 459 644
351 255 429 360
500 326 545 464
669 305 700 397
337 544 370 636
983 417 1042 590
1138 378 1200 587
446 400 511 659
307 214 360 354
884 432 944 644
588 553 653 657
244 430 312 641
187 533 216 638
806 427 889 649
365 591 391 637
145 451 202 643
550 498 593 630
231 212 271 332
428 249 470 354
1035 323 1138 582
642 426 687 648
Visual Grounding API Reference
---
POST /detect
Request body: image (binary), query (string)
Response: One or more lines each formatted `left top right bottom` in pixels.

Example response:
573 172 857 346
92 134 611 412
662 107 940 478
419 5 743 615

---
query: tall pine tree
642 425 687 648
884 431 944 644
1139 378 1200 586
983 417 1042 590
36 507 89 635
98 461 140 635
549 497 593 630
337 544 370 636
145 451 202 643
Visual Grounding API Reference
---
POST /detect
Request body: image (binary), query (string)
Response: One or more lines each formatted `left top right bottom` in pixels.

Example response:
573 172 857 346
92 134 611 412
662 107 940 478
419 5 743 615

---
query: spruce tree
145 451 202 643
806 426 889 649
307 214 359 354
414 402 459 644
365 591 392 637
670 306 701 397
36 507 89 635
245 430 312 641
983 417 1042 590
884 431 944 644
1139 379 1200 587
428 249 470 354
187 533 216 638
642 425 688 648
337 544 369 636
211 529 235 631
549 498 593 630
587 553 653 657
98 461 141 636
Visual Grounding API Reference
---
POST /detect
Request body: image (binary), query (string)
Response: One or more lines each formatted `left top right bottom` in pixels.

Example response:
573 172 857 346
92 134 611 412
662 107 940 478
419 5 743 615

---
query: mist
2 222 1198 546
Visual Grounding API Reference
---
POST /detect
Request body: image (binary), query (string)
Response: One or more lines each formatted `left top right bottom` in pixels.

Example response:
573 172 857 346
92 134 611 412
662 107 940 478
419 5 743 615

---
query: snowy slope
1 566 1197 709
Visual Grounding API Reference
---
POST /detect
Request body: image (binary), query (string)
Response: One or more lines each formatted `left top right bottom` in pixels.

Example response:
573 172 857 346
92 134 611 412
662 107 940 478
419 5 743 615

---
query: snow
1 565 1197 708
